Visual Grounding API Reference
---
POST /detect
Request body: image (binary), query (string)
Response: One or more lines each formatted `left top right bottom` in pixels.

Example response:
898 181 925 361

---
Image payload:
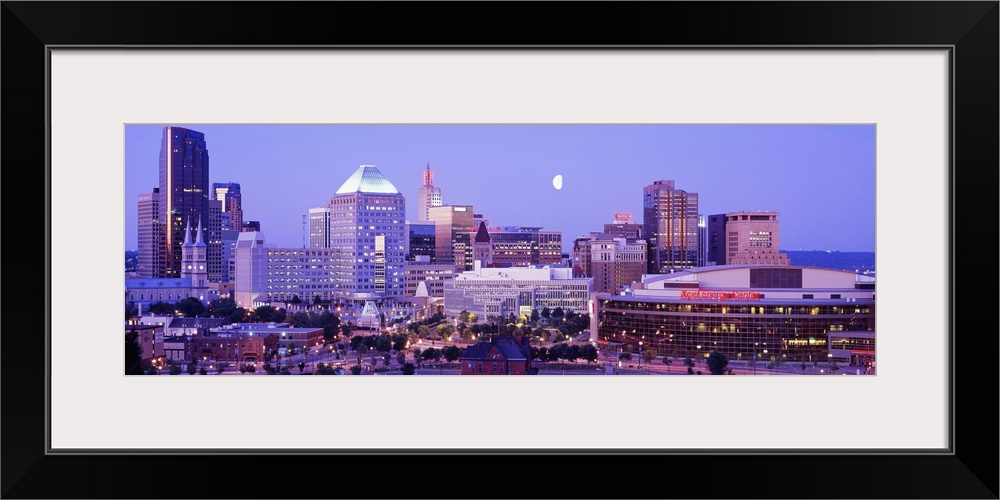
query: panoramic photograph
124 124 876 376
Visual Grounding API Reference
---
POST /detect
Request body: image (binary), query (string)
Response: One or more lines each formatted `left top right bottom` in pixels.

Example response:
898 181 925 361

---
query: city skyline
125 124 876 254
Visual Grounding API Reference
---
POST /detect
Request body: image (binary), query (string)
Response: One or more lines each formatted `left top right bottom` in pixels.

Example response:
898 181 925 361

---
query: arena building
590 265 875 366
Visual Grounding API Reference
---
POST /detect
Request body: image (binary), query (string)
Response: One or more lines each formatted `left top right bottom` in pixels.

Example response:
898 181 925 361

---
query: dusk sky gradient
124 124 875 254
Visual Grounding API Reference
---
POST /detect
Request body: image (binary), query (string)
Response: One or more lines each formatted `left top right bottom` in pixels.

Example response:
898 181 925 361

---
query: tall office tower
724 211 790 265
308 207 332 249
405 221 436 261
211 182 242 230
416 163 443 222
207 199 224 282
241 221 260 232
590 237 647 294
159 126 210 278
329 165 407 296
136 188 162 278
642 179 700 274
428 205 474 271
603 213 643 240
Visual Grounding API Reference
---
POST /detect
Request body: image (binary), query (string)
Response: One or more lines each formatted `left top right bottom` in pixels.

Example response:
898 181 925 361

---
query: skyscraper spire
182 217 193 247
195 217 207 247
423 162 433 188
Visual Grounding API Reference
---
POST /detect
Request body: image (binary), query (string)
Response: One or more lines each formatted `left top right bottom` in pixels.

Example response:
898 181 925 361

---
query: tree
442 345 462 362
706 351 729 375
581 344 599 363
208 297 237 319
169 364 182 375
145 365 159 375
402 363 416 375
421 347 441 362
350 365 362 375
530 309 540 323
229 308 248 324
551 307 564 319
417 325 430 339
255 305 279 323
535 346 548 362
314 295 322 305
291 295 302 304
147 301 175 315
298 362 306 373
396 351 406 365
467 313 478 325
458 310 470 323
619 351 633 362
199 367 208 375
216 364 225 375
186 359 198 375
642 348 657 364
565 344 581 362
541 307 551 318
829 361 840 373
382 353 392 367
684 356 695 368
177 297 206 318
374 334 392 353
125 328 144 375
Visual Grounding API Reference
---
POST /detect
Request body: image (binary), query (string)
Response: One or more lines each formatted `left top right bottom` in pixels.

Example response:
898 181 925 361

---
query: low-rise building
444 261 592 318
460 337 534 375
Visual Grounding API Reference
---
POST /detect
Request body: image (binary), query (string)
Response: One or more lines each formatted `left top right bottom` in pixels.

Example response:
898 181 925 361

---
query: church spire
194 217 207 247
182 217 193 246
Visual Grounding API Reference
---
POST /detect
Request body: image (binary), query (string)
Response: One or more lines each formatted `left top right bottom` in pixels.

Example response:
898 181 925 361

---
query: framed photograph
4 2 996 498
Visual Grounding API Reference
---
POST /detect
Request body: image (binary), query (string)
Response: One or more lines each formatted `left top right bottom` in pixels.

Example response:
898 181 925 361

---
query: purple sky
124 124 875 253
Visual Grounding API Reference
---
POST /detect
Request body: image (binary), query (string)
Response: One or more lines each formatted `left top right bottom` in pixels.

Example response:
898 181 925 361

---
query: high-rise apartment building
211 182 242 230
416 163 443 222
428 205 474 271
158 127 210 278
723 211 790 265
136 188 162 278
329 165 406 296
642 179 699 274
307 207 332 249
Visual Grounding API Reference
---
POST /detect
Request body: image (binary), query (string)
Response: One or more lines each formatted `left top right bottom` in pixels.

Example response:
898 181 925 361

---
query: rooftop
335 165 400 195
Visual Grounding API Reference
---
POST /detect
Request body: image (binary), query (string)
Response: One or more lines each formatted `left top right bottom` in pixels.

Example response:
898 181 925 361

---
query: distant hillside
782 250 875 275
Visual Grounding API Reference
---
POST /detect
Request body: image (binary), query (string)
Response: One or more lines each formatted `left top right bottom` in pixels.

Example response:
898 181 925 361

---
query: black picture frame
3 2 997 498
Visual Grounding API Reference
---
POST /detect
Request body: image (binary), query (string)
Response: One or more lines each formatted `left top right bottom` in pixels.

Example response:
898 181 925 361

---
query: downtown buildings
235 165 407 307
416 163 443 222
136 127 228 283
443 261 592 318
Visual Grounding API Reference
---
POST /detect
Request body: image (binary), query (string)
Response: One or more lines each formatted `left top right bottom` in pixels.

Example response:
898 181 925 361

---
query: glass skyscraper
158 127 210 278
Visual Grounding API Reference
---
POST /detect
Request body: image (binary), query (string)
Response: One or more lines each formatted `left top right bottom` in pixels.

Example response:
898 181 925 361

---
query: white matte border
50 50 948 450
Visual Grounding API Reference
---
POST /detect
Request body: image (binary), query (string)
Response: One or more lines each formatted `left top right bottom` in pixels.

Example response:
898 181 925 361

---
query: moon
552 174 563 190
